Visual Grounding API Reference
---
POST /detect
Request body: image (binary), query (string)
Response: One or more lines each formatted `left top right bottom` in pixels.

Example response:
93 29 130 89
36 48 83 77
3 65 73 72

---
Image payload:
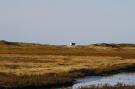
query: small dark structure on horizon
70 42 76 46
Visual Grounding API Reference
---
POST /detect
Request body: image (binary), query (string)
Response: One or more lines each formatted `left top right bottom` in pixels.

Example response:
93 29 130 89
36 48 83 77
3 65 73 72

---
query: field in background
0 41 135 88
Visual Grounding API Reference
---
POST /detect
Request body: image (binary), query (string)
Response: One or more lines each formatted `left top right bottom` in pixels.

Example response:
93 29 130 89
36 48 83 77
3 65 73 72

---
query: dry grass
0 41 135 88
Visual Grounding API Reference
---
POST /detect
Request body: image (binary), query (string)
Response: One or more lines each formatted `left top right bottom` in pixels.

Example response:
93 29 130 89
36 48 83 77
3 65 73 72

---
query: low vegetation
0 40 135 88
81 84 135 89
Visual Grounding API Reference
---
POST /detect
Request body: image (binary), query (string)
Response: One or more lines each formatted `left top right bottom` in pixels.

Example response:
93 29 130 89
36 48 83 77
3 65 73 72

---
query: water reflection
73 72 135 89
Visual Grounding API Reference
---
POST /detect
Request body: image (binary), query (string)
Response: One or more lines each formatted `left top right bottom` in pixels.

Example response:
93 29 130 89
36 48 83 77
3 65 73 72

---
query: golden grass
0 55 135 88
0 41 135 88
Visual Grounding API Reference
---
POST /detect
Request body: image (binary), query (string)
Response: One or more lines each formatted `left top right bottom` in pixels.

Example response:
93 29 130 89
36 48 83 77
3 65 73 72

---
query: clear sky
0 0 135 44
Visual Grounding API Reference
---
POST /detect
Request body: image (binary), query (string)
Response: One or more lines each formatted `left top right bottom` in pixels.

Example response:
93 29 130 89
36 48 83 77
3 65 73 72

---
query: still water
72 72 135 89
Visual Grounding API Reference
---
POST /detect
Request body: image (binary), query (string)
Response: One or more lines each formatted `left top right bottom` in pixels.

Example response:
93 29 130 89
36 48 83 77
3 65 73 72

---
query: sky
0 0 135 45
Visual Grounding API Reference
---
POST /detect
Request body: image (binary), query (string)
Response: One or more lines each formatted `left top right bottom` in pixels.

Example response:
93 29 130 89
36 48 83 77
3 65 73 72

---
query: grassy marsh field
0 41 135 88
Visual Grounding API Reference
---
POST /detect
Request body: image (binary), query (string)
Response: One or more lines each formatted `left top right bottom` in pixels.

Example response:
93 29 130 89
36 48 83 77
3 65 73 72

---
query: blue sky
0 0 135 44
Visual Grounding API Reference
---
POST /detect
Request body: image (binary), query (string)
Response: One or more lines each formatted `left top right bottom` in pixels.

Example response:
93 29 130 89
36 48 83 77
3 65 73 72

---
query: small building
70 42 76 46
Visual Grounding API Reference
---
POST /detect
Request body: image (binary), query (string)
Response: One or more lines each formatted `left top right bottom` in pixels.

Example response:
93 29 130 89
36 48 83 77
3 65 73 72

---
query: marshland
0 41 135 89
1 0 134 89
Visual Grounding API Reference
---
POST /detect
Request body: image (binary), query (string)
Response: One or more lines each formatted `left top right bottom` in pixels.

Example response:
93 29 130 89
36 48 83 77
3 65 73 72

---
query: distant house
70 42 76 46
